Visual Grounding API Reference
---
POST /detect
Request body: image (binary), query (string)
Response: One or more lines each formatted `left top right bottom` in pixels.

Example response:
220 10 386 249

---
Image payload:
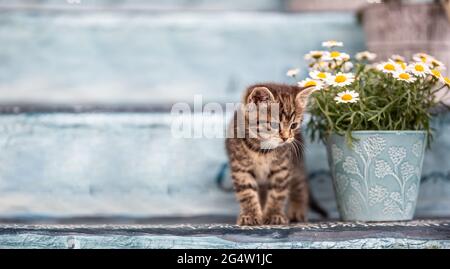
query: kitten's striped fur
226 83 325 226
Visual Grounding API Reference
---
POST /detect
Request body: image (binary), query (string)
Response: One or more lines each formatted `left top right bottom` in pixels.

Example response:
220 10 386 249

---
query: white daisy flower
389 56 407 70
297 78 324 91
431 69 443 79
429 58 446 70
413 53 433 64
322 40 343 48
355 51 377 61
323 51 350 62
304 51 326 61
327 72 355 87
309 70 331 80
342 61 354 72
391 54 406 63
334 90 359 104
393 71 416 83
407 62 430 77
441 76 450 87
341 53 350 61
377 60 399 74
397 61 407 71
309 61 331 72
286 68 300 78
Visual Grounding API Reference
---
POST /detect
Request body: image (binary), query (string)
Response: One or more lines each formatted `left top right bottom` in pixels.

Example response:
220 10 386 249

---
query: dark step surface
0 218 449 249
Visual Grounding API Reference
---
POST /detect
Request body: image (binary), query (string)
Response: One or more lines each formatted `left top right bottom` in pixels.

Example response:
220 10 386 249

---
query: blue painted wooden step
0 219 449 249
0 110 449 219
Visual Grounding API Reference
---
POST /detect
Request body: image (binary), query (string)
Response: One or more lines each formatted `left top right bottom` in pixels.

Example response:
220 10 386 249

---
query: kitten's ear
246 86 275 104
295 86 315 109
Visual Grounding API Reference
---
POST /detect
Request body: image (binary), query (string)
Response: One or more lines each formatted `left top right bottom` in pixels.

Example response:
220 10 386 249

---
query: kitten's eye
290 123 298 129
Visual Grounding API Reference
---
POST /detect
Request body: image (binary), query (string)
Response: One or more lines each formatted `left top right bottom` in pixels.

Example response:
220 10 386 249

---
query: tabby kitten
225 83 326 226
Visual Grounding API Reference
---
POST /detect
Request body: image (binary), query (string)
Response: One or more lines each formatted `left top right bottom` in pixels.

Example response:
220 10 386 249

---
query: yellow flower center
431 69 441 78
317 72 327 79
384 63 396 71
415 65 425 72
444 77 450 85
305 81 317 87
399 73 410 80
341 94 353 101
431 60 441 67
313 53 322 59
335 75 347 83
420 56 427 63
330 51 341 58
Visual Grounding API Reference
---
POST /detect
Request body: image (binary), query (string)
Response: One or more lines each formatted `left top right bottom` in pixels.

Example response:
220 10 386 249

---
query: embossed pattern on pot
327 131 427 221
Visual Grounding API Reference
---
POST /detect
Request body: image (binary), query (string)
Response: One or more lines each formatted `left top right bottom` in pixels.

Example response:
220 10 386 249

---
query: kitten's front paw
237 214 262 226
263 213 288 225
287 208 307 223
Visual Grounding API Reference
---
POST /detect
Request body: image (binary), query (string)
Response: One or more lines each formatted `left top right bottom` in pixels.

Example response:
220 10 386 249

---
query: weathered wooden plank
361 2 450 77
0 219 449 249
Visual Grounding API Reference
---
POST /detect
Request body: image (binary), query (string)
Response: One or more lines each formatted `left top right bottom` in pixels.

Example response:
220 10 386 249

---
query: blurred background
0 0 449 223
0 0 369 105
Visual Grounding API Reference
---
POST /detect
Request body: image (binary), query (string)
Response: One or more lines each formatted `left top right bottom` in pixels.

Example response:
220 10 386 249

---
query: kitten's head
243 83 314 150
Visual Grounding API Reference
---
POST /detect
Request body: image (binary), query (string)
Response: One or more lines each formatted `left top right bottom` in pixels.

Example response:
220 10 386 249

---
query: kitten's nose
281 136 288 142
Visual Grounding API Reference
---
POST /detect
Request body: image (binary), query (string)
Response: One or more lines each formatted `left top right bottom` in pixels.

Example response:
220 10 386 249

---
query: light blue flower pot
327 131 427 221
